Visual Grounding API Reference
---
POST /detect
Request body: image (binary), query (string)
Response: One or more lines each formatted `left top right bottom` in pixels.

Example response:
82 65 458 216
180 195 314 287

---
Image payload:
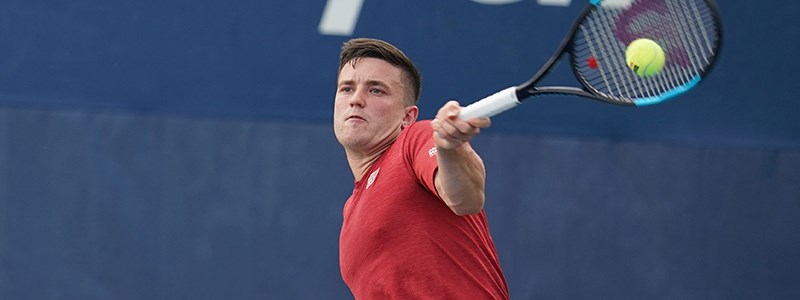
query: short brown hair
339 38 422 105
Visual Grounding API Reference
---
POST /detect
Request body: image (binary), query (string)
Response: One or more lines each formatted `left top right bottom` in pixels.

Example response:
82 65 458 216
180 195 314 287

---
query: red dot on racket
587 57 598 69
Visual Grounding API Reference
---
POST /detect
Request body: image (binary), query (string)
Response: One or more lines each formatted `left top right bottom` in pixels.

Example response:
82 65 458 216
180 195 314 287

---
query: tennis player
334 38 509 299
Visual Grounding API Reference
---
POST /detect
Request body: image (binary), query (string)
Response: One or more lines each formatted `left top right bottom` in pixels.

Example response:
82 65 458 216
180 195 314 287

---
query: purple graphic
614 0 690 68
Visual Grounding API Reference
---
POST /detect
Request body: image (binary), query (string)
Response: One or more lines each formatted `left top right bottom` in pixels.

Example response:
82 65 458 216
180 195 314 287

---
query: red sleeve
401 121 440 198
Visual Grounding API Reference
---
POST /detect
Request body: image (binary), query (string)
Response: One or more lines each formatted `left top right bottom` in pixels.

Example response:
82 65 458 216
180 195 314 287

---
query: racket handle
458 87 520 120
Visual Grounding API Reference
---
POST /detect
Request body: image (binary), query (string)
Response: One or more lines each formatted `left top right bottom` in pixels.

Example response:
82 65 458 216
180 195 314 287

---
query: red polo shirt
339 120 508 299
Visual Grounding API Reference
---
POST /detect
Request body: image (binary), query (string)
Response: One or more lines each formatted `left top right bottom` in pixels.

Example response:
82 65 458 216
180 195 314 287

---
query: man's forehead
339 58 404 82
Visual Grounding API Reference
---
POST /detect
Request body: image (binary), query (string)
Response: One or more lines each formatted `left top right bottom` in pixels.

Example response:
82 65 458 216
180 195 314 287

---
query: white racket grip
458 87 520 120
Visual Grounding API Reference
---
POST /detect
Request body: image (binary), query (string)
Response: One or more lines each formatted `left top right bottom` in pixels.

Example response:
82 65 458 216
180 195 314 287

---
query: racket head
570 0 723 106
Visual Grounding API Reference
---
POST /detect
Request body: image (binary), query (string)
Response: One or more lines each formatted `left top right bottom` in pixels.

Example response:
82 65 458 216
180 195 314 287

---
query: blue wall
1 0 799 299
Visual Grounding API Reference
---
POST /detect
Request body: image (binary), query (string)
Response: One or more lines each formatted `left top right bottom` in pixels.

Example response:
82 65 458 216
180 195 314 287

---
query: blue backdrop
1 0 799 299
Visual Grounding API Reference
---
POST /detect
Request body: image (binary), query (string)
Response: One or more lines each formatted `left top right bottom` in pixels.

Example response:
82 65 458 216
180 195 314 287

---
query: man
333 38 509 299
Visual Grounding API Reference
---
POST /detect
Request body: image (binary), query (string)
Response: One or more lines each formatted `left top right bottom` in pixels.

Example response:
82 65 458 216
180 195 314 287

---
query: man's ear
402 105 419 129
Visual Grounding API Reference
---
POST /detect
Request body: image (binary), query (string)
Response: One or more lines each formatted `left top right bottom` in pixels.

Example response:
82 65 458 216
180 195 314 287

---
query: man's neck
342 123 407 181
345 144 391 182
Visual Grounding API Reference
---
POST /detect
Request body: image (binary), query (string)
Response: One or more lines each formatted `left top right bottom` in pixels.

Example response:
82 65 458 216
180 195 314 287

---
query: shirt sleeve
402 121 441 198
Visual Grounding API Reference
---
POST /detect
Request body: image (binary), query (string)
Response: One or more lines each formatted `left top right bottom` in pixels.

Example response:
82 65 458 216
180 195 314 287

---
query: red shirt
339 121 508 299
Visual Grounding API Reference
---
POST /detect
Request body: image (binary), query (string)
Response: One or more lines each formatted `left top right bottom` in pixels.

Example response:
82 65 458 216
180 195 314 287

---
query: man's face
333 57 414 153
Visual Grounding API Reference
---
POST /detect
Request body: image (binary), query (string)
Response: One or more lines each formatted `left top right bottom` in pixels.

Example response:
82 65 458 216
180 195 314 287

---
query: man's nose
349 90 367 107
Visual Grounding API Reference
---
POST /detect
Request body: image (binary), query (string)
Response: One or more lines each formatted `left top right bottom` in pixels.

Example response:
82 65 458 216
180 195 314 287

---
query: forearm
435 143 486 216
430 100 491 215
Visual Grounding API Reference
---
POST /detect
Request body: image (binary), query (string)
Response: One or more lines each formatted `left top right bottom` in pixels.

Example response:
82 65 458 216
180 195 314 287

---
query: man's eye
339 87 353 93
369 88 384 95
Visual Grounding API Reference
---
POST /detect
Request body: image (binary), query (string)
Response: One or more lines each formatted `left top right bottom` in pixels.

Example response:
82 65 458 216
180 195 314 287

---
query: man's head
333 38 421 154
338 38 421 106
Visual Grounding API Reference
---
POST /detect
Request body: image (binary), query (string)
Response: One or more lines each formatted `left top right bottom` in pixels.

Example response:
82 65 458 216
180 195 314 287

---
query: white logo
428 147 438 157
366 168 380 189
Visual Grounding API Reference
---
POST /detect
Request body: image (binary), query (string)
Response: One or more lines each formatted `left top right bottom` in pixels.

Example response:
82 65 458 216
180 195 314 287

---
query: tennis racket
459 0 723 120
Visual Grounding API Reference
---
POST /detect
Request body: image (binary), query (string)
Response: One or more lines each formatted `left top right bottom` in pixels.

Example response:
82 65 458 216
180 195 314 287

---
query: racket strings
687 0 717 58
626 7 687 98
583 19 633 100
665 0 703 77
571 0 720 104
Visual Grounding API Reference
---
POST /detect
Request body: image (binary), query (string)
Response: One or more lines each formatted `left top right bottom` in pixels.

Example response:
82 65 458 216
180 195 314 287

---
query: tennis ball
625 38 665 77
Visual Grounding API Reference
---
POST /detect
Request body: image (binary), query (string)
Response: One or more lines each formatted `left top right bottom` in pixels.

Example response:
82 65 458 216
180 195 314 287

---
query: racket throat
524 86 593 98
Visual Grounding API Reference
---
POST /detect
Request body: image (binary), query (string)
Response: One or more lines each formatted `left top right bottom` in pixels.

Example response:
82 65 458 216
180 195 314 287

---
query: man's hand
430 101 491 150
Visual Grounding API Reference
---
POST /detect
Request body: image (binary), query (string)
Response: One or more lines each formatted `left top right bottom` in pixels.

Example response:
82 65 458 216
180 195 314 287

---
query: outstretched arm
430 101 491 216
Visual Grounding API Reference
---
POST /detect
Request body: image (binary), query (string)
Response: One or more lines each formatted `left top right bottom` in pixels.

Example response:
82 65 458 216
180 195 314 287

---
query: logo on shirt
366 167 380 189
428 147 437 157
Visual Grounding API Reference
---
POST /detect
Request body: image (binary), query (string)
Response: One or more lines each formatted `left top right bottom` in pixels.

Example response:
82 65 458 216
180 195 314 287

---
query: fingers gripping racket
459 0 723 120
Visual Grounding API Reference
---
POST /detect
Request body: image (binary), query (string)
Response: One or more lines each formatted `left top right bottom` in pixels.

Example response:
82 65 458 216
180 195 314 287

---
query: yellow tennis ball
625 38 665 77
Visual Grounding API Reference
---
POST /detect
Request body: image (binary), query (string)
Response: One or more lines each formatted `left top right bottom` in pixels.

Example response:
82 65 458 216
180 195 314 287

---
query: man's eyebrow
337 79 393 89
365 80 390 88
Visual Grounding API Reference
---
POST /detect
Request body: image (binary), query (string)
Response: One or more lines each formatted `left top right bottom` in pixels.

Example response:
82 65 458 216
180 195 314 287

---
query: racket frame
459 0 723 120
